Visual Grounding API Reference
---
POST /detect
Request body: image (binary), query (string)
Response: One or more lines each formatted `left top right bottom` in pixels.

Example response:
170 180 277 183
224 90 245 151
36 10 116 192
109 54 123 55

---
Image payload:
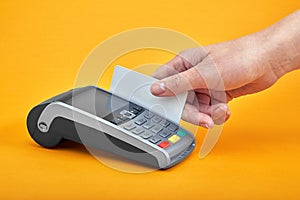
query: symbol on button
160 120 170 127
132 127 144 135
177 129 186 137
168 135 180 143
159 131 172 138
135 118 147 126
144 111 154 119
140 132 153 139
151 126 163 134
142 122 154 129
120 110 136 119
152 116 161 123
158 141 170 148
124 123 136 131
149 137 161 144
168 124 178 132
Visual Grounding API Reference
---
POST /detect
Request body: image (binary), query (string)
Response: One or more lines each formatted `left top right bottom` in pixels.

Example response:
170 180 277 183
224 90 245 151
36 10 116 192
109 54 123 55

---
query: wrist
261 10 300 76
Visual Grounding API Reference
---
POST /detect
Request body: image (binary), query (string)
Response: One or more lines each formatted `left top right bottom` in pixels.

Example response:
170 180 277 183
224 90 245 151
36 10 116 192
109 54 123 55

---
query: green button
177 129 186 137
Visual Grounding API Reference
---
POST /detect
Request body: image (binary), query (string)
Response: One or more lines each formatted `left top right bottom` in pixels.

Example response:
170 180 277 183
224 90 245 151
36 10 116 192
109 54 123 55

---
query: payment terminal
26 86 195 169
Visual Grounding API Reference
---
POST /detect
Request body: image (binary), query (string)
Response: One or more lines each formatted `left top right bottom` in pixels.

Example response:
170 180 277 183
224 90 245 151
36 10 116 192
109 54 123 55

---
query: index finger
152 54 187 79
152 47 208 80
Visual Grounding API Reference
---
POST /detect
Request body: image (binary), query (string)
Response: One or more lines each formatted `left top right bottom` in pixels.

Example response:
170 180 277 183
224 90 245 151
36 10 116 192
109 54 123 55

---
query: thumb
151 67 206 96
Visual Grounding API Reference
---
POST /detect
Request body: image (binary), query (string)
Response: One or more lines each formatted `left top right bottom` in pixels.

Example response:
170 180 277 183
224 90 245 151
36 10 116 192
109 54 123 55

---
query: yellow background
1 0 300 199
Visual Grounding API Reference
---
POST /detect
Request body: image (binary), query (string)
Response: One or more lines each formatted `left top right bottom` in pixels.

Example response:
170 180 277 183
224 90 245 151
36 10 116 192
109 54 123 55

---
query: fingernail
214 105 227 114
208 121 214 129
151 82 165 95
204 121 214 129
226 109 231 116
219 105 228 112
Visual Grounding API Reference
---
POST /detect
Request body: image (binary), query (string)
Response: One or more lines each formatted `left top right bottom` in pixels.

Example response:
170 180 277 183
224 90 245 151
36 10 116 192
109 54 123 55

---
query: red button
158 141 170 148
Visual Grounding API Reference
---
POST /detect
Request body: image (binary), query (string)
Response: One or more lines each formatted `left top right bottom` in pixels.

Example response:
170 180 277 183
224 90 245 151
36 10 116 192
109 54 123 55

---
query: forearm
261 10 300 76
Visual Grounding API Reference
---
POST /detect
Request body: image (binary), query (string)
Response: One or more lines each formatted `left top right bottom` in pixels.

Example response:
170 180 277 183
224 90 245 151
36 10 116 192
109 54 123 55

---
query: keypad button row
122 111 182 149
135 118 178 132
157 131 186 149
143 111 172 128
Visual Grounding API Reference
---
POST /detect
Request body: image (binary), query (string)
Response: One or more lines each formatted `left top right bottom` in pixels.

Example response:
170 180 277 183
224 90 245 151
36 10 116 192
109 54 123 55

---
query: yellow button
168 135 180 143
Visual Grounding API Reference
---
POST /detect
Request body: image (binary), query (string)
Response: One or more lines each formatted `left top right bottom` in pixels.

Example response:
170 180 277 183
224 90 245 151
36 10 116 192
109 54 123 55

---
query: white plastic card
110 66 187 124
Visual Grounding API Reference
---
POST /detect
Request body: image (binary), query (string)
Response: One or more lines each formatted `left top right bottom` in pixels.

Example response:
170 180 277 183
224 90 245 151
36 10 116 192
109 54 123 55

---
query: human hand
151 32 289 128
151 11 300 128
